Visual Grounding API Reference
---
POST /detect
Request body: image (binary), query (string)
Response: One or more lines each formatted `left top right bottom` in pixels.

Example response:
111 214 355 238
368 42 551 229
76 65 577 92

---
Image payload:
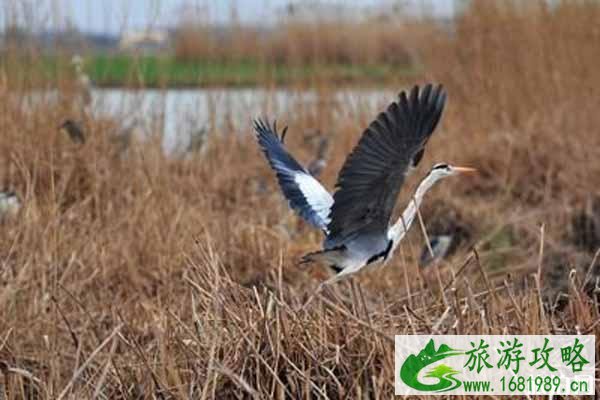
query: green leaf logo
400 339 464 392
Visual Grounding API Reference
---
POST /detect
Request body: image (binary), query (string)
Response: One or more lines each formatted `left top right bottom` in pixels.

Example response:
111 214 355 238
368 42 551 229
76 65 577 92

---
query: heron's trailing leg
348 278 361 315
301 280 329 310
299 265 344 310
299 248 347 309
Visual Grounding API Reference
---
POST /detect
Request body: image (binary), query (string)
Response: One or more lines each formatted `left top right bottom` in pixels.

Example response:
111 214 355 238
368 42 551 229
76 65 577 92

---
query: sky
1 0 456 34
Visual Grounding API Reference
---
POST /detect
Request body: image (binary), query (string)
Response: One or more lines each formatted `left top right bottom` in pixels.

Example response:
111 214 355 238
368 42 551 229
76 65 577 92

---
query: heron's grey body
306 167 449 281
254 84 469 284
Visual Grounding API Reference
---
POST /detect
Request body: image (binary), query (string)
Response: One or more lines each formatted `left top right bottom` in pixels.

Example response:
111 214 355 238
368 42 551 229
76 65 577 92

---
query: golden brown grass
1 1 600 398
174 13 413 67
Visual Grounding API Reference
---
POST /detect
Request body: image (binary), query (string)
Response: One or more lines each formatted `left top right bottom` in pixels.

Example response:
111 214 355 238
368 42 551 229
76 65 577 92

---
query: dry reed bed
174 13 415 66
1 1 600 398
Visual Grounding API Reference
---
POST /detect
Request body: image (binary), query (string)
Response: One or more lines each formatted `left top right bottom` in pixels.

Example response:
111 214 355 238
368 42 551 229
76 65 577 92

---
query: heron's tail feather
300 246 346 268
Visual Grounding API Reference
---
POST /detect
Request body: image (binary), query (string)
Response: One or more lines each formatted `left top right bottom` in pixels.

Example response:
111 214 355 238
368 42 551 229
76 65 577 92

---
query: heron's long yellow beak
453 166 478 174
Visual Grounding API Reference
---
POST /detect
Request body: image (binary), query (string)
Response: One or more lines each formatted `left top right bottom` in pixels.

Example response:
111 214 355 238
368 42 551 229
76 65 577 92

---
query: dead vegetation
0 1 599 398
173 9 416 66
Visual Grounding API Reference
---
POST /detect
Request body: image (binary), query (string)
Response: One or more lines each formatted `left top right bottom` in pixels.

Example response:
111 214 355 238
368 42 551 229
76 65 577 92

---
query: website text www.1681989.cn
462 375 591 394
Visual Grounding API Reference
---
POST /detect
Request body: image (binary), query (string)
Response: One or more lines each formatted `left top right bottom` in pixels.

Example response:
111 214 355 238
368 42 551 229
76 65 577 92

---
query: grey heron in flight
254 84 475 285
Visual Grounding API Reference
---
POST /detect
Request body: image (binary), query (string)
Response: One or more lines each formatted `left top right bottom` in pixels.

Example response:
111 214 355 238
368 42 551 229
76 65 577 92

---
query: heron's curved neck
388 172 439 243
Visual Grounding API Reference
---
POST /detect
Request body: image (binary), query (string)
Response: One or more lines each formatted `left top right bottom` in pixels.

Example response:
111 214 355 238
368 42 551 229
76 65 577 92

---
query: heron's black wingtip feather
326 83 448 245
253 117 290 145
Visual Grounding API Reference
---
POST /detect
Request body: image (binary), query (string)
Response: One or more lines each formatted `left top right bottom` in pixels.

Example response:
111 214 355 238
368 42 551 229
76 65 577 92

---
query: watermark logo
395 335 595 396
400 339 463 392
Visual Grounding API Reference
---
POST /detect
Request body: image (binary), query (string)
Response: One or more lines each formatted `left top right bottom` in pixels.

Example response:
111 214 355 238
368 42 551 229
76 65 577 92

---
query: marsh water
92 87 396 153
24 87 396 153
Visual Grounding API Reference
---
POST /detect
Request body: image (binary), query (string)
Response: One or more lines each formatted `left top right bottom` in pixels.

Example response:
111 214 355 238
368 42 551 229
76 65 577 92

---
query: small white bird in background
419 223 471 267
0 191 21 219
71 54 93 109
254 84 476 287
307 135 330 177
186 126 209 155
419 235 454 268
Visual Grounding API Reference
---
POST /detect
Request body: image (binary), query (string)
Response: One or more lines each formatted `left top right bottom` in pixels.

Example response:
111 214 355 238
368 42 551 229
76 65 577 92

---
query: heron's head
429 163 477 180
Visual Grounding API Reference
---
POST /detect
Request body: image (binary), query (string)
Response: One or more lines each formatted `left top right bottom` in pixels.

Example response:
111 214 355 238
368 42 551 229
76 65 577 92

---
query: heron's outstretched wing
325 84 446 247
254 118 333 231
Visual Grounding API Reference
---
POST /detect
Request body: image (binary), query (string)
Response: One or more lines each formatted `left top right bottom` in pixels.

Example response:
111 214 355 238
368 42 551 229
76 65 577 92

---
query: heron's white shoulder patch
294 172 333 224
